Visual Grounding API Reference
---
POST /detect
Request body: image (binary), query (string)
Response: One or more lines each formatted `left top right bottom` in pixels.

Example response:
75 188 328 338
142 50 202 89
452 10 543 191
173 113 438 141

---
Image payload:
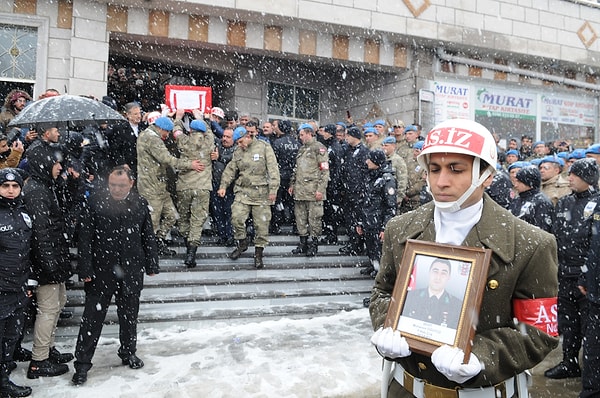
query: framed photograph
384 239 492 360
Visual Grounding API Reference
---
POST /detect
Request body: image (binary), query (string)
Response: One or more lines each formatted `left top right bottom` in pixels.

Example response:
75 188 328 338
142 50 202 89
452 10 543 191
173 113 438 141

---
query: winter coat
290 138 329 201
370 194 558 388
272 134 300 181
486 169 512 209
105 120 147 176
541 174 571 206
579 208 600 304
22 142 72 285
319 135 344 198
341 142 369 195
77 189 159 296
220 138 280 206
403 157 426 209
509 188 554 232
211 139 235 190
552 188 600 278
0 195 31 293
361 165 396 232
136 124 194 199
175 126 215 192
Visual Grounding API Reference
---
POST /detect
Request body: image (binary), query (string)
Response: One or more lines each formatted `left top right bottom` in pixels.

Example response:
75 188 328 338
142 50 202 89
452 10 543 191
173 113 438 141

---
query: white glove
431 345 482 384
370 327 411 359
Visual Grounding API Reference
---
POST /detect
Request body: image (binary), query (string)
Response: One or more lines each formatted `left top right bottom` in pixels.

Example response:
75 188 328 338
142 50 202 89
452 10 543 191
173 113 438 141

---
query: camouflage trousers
294 200 324 237
232 201 271 247
177 188 210 246
143 189 178 240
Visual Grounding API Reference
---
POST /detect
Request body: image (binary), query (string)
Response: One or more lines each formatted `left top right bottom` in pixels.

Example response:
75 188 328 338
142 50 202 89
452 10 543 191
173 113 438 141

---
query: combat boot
254 246 265 269
157 239 176 256
0 364 31 397
229 238 248 260
184 246 198 268
291 236 308 254
306 237 318 257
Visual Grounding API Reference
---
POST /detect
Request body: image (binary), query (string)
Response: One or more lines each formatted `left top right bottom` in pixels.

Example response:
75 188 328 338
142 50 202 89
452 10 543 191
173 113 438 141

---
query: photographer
0 129 24 169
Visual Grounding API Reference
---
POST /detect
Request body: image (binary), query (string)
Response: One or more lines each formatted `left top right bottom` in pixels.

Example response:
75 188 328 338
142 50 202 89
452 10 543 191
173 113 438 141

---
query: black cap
368 150 387 167
347 127 362 139
516 166 541 189
569 158 599 186
0 168 24 187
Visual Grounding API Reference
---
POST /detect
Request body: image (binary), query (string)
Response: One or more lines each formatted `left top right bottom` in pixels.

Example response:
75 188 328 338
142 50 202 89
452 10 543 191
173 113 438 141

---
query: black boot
229 238 248 260
49 347 73 364
544 359 581 379
1 364 31 397
306 237 318 257
184 246 198 268
157 239 176 256
72 363 92 386
254 247 264 269
26 359 68 379
291 236 308 254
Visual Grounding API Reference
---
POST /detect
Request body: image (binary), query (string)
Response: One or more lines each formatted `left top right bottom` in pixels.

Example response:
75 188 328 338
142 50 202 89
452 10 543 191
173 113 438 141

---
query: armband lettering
512 297 558 336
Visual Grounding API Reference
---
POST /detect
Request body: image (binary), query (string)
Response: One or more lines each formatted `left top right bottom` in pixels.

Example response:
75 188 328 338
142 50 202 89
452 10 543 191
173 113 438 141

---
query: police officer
509 166 554 232
545 158 600 379
210 127 236 246
339 126 369 256
136 116 203 256
358 150 396 277
217 126 280 269
0 168 32 397
175 119 216 267
370 119 558 398
271 120 299 233
317 124 344 245
289 124 329 257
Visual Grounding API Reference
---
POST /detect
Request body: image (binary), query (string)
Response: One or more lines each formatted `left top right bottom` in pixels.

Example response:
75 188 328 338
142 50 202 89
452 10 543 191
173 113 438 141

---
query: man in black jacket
72 166 160 385
23 140 73 379
509 166 554 232
0 168 32 397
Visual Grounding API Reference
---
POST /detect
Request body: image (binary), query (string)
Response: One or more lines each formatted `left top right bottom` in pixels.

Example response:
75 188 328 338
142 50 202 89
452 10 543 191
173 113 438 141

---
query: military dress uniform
289 137 329 256
219 137 280 267
370 194 559 397
137 124 196 247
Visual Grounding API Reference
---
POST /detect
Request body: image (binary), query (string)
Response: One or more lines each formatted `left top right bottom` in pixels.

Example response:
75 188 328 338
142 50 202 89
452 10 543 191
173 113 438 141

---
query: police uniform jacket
272 134 299 181
580 208 600 304
77 189 159 296
370 194 559 388
220 138 280 206
175 125 215 191
136 125 194 197
341 142 369 195
552 188 599 278
509 188 554 232
361 164 396 232
0 194 31 293
319 135 344 198
290 138 329 201
211 139 235 190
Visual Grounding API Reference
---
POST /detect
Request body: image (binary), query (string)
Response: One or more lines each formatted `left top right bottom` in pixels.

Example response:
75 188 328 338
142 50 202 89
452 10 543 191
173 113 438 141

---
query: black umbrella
8 94 125 129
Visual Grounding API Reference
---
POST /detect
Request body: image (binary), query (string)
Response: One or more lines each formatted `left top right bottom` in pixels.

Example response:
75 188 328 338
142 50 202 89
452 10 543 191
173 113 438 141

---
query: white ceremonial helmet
417 119 498 212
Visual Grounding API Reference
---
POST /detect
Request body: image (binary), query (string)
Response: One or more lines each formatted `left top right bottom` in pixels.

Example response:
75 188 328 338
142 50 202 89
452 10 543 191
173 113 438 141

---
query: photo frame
384 239 492 361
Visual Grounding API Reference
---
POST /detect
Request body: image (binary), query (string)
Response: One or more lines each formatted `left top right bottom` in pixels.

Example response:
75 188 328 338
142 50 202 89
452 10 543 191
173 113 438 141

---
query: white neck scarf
434 199 483 245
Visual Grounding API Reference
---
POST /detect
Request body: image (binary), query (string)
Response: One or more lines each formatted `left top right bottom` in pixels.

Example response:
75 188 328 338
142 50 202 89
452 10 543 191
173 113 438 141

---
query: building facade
2 0 600 146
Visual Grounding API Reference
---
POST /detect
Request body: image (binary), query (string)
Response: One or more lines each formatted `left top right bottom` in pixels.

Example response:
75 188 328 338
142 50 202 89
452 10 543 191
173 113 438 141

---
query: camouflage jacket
175 125 215 191
290 138 329 201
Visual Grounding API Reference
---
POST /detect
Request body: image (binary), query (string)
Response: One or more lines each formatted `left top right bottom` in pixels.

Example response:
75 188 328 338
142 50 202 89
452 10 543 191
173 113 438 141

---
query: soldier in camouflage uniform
380 136 408 209
217 126 280 269
289 124 329 257
174 118 216 268
136 116 202 255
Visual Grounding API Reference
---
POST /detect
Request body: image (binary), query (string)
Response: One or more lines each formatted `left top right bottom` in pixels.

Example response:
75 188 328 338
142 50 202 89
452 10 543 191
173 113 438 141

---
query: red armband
319 162 329 170
512 297 558 336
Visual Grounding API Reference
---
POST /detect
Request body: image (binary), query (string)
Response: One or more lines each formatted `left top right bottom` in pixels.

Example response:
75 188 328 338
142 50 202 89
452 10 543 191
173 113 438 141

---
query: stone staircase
60 233 374 327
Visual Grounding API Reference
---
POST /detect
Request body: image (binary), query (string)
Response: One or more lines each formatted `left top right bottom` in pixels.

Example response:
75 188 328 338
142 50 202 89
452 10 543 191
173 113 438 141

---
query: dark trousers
580 303 600 398
363 229 382 263
0 294 25 365
557 277 588 361
271 179 295 230
322 195 343 238
74 282 140 366
343 193 364 250
210 189 234 240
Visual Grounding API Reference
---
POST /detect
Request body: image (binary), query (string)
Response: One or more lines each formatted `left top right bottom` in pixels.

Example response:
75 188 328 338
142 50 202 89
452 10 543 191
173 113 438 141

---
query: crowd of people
1 87 600 397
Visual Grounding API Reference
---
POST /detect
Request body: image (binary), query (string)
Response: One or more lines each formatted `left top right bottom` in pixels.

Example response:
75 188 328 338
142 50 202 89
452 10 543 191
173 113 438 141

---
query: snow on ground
12 309 382 398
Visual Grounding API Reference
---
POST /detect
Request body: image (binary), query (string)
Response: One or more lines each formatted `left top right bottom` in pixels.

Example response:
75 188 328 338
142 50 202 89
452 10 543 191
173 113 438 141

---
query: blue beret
364 127 378 135
298 123 313 131
363 122 374 128
336 122 347 129
530 158 542 166
507 161 531 171
190 120 207 132
413 140 425 150
233 126 248 142
556 151 568 160
374 119 385 126
405 125 418 133
586 143 600 155
154 116 174 131
540 155 565 167
506 149 519 156
569 148 587 159
382 136 396 145
533 140 545 148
